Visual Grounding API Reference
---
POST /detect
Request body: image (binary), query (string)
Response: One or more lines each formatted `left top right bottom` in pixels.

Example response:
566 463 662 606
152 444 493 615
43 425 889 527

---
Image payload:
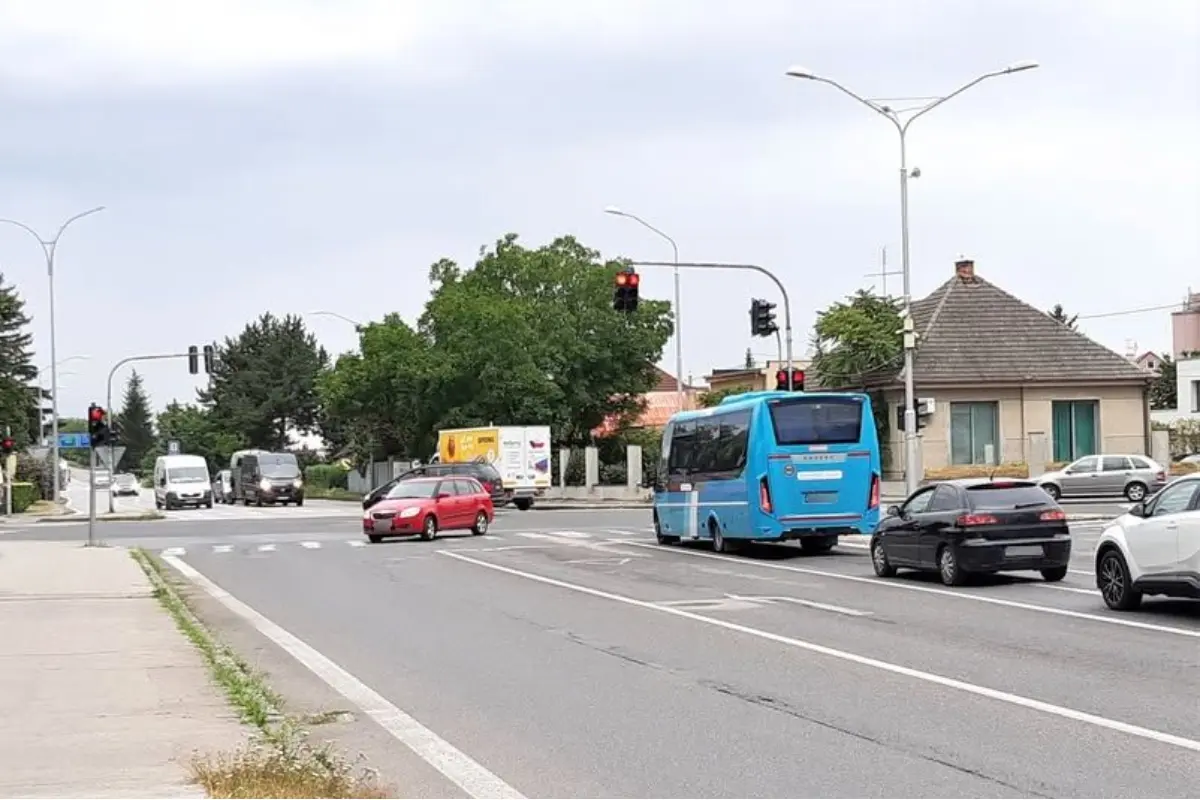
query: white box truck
437 425 552 510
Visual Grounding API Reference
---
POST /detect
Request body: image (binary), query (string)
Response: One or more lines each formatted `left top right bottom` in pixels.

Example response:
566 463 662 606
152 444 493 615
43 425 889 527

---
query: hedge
6 482 38 513
304 464 349 490
926 460 1199 481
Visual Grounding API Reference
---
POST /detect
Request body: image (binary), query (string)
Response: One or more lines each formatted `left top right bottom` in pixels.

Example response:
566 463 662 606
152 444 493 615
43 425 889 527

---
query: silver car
1036 454 1166 502
110 472 139 496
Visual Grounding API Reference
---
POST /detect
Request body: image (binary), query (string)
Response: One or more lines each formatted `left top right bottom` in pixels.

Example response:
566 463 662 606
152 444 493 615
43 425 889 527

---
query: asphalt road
24 505 1190 798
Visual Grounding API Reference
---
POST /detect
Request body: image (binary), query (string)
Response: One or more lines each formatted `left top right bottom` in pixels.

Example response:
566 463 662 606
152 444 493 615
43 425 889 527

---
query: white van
154 454 213 510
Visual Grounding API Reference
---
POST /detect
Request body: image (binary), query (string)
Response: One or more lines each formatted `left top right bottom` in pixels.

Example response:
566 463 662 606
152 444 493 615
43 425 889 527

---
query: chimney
954 256 975 280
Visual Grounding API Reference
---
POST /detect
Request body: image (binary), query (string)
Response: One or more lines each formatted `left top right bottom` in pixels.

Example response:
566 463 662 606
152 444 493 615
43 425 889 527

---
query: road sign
57 432 91 449
168 440 181 455
96 446 126 469
28 447 49 460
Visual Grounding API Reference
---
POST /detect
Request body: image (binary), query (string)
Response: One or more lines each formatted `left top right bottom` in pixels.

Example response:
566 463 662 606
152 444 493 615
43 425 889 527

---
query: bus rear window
768 398 863 446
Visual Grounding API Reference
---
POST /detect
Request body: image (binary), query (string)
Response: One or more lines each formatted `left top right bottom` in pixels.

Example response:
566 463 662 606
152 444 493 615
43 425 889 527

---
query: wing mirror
1127 501 1146 518
886 504 900 517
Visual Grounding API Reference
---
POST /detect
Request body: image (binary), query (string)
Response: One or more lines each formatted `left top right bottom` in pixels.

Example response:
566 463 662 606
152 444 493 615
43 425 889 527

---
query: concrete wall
1150 356 1200 425
883 384 1148 476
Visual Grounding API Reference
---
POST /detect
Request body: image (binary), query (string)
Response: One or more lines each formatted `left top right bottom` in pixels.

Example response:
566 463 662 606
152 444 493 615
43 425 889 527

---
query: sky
1 0 1197 421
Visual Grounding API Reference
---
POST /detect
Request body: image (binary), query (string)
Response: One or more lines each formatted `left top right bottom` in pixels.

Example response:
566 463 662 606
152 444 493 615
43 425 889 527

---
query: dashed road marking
213 544 233 554
161 546 186 556
300 541 321 549
257 544 276 552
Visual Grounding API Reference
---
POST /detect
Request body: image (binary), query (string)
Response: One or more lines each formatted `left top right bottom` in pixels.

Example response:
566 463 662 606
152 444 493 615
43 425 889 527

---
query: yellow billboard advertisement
438 427 500 465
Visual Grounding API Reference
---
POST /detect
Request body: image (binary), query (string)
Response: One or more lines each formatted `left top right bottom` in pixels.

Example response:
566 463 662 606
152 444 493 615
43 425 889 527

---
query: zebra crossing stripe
258 544 276 552
213 545 233 554
300 541 321 549
161 547 186 556
347 540 366 547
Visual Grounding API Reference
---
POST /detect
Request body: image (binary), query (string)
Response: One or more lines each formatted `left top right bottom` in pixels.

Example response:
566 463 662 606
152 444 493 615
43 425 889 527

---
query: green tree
418 234 674 449
117 370 155 473
0 272 38 446
1149 354 1176 410
199 313 329 451
318 313 435 464
698 386 745 408
141 402 243 475
1048 304 1078 329
811 290 903 389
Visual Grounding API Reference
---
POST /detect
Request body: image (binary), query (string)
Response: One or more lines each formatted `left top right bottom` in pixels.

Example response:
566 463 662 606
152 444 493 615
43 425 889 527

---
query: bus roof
668 390 868 422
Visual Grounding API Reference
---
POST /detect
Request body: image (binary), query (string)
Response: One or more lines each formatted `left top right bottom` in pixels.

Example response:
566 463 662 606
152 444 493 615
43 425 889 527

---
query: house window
1192 381 1200 413
1051 400 1098 462
950 402 999 465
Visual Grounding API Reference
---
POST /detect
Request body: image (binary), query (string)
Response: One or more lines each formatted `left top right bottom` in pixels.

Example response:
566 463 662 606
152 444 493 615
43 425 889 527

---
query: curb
35 513 164 524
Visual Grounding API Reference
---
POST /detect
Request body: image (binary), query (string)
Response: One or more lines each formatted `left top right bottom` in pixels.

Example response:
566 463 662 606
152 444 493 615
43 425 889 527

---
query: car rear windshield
473 464 501 480
769 397 863 446
966 485 1053 509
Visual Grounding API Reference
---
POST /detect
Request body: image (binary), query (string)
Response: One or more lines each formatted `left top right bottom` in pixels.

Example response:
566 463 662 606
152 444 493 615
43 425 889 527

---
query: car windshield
385 482 437 500
168 466 209 482
259 454 300 478
966 484 1052 509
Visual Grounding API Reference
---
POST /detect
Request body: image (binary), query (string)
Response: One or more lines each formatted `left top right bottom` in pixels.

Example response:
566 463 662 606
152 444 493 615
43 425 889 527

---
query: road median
35 510 166 523
132 548 393 798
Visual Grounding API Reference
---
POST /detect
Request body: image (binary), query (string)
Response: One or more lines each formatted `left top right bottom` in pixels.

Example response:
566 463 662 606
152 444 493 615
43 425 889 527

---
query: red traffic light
1 436 13 452
776 370 787 384
615 272 628 286
89 406 105 422
627 272 639 286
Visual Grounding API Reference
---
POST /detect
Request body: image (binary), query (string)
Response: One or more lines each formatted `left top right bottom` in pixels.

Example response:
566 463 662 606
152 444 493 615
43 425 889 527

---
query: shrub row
925 460 1199 481
303 464 349 490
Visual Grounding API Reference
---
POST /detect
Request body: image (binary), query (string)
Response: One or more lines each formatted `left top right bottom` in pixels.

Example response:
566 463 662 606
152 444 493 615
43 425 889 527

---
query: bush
14 453 54 500
1170 461 1199 475
304 464 348 490
924 462 1030 481
7 482 37 513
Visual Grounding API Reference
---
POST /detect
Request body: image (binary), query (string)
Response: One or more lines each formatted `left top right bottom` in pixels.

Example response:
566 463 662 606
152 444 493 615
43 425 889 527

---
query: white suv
1094 474 1200 610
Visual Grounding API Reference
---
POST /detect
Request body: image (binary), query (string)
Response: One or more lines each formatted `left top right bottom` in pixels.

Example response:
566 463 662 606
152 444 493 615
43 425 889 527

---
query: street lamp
603 206 686 411
1 207 106 502
308 310 364 331
785 62 1038 494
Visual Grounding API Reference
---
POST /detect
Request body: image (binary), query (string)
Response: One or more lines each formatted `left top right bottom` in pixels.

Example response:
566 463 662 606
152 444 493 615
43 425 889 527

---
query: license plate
805 492 838 504
1006 545 1043 558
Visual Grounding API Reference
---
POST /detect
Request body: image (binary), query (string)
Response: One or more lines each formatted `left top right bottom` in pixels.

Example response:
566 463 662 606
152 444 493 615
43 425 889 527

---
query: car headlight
260 479 271 490
293 479 303 488
398 507 420 518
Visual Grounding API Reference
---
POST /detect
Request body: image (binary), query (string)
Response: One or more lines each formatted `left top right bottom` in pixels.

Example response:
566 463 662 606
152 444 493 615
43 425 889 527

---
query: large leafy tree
1048 304 1078 329
810 290 903 389
199 313 329 451
140 402 244 475
117 370 156 473
1149 354 1176 410
318 313 435 463
419 234 674 447
0 272 38 446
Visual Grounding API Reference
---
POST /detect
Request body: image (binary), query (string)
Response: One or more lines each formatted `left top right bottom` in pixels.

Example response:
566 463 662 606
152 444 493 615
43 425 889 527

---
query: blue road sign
57 433 91 449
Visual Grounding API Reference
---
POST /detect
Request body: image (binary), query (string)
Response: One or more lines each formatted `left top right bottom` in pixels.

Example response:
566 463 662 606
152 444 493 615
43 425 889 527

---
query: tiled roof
889 269 1151 385
652 365 699 393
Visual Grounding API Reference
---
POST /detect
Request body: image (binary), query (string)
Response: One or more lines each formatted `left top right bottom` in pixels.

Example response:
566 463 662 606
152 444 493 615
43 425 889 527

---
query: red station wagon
362 476 494 543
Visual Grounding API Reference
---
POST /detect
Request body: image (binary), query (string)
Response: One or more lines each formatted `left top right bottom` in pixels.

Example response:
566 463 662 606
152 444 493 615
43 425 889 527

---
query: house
1150 355 1200 425
705 359 812 394
846 257 1153 478
592 366 701 435
1135 351 1165 375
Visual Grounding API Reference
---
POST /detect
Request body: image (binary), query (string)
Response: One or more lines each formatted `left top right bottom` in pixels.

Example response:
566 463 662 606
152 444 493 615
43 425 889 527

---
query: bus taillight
868 474 880 509
759 477 773 514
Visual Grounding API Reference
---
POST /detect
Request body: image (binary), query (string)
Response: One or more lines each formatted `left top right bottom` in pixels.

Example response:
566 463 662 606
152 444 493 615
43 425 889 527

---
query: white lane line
257 544 276 552
162 555 524 798
347 540 366 547
440 551 1200 755
300 541 321 549
161 546 186 557
213 544 233 554
604 529 641 537
1037 584 1100 596
622 543 1200 640
726 593 872 617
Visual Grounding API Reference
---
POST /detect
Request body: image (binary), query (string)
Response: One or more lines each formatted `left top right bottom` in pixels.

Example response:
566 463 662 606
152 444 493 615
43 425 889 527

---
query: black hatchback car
870 479 1072 586
362 462 507 510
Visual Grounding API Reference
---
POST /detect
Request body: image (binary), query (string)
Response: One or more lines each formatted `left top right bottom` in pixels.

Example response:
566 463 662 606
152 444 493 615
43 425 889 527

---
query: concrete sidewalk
0 542 246 798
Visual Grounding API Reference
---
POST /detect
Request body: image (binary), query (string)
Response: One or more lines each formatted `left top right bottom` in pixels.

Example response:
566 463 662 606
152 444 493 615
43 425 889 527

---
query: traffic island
34 509 166 523
131 548 393 799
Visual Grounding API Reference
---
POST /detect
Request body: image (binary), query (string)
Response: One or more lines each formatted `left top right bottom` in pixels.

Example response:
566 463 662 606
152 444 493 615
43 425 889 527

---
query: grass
130 548 392 798
304 487 363 502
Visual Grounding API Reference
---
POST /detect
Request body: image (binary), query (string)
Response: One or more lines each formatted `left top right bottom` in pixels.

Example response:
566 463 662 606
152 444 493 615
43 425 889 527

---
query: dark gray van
239 451 305 506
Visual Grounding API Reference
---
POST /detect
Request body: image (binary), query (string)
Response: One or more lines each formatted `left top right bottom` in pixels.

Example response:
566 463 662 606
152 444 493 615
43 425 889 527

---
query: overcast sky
1 0 1197 419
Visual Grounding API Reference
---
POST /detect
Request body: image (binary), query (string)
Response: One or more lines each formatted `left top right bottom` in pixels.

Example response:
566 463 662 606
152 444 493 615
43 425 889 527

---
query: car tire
295 497 304 507
420 515 438 541
1040 483 1061 501
1097 548 1142 610
471 511 489 535
937 544 968 586
1040 565 1068 582
514 498 533 511
368 534 382 544
1124 482 1148 502
871 537 896 577
206 500 214 509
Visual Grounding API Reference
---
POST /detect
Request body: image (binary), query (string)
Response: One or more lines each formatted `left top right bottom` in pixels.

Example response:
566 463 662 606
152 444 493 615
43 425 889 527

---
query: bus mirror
886 504 900 517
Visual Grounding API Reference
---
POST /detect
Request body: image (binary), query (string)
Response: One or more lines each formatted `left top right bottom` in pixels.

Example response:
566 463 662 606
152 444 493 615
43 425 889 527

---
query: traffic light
774 368 806 392
88 403 110 446
0 436 14 457
750 299 777 337
203 344 215 373
188 345 199 375
613 269 640 312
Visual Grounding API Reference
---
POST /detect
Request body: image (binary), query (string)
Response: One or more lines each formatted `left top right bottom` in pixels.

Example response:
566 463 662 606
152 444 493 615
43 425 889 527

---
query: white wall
1150 356 1200 425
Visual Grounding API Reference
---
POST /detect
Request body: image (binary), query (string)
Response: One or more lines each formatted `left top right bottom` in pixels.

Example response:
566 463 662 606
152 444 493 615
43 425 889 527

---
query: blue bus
652 390 882 552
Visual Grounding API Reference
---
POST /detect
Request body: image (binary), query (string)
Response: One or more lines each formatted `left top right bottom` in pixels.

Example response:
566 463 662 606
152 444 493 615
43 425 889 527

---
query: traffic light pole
631 260 796 387
3 425 11 518
87 444 97 546
105 352 193 513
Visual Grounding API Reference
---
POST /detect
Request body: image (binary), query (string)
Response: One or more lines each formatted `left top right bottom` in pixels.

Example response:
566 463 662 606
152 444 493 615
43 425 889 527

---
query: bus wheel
710 521 731 554
801 536 836 554
653 515 677 545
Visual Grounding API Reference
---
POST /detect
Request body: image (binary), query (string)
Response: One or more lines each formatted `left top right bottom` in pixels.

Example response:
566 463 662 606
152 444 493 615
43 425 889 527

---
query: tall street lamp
785 62 1038 494
603 206 685 411
34 356 90 443
308 310 364 331
1 207 106 502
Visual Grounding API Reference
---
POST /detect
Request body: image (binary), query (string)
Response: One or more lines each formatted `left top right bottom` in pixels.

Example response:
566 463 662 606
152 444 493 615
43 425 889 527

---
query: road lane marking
257 544 276 552
300 541 321 549
441 551 1200 755
622 543 1200 640
725 593 873 617
213 545 233 554
347 540 366 547
161 555 524 799
161 547 186 556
